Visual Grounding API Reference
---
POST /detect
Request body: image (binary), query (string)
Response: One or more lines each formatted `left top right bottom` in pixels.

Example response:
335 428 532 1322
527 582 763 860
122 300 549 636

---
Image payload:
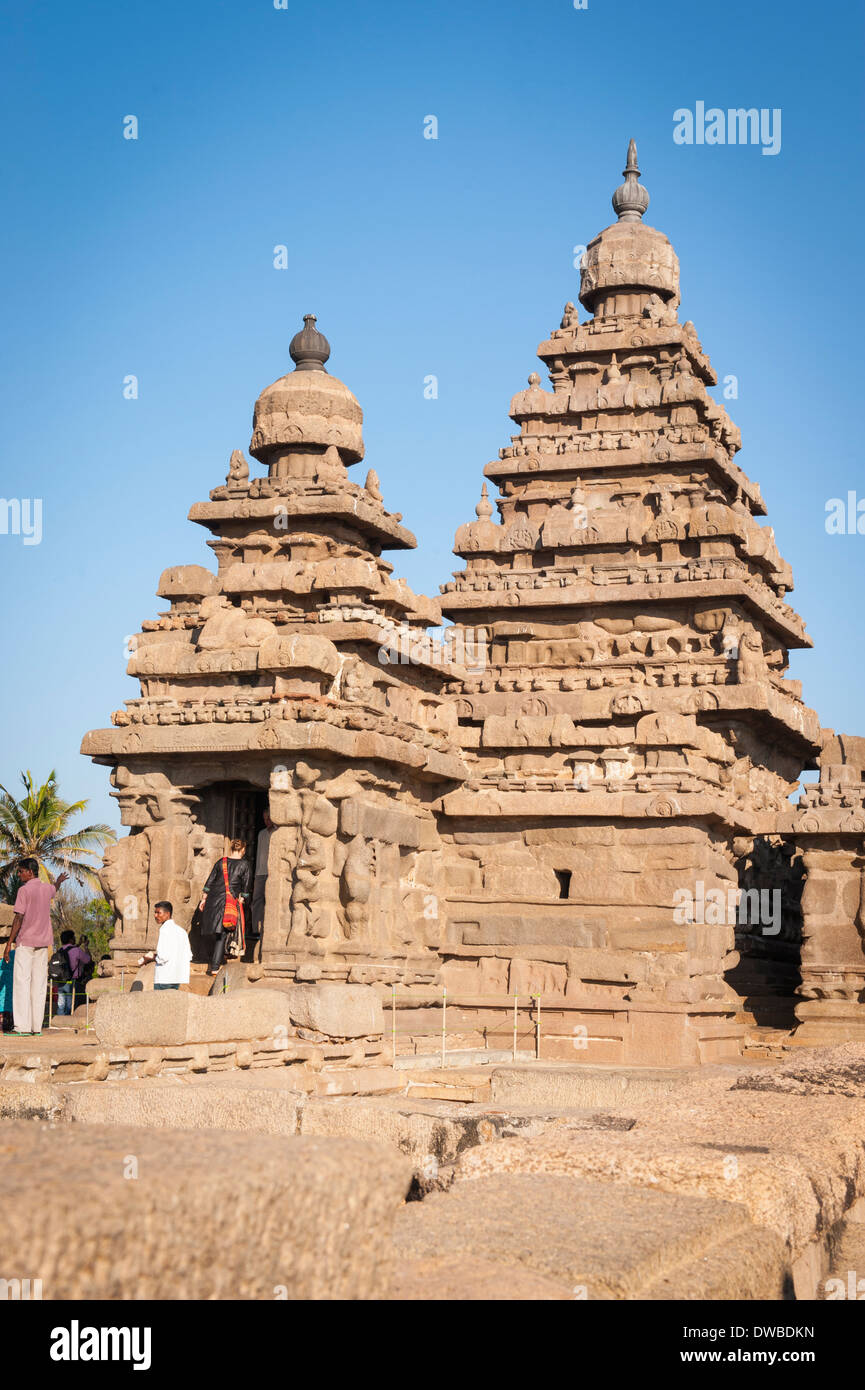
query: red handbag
221 857 240 931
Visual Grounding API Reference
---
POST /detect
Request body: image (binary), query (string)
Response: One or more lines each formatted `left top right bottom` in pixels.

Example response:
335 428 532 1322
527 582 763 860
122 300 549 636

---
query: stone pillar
792 838 865 1044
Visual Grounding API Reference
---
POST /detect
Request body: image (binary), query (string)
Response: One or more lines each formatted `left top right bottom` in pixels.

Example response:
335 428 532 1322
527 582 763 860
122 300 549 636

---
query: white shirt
153 919 192 985
255 826 273 878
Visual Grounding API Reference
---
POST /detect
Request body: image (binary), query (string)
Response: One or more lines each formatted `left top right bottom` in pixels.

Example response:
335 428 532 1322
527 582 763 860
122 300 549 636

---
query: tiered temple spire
435 143 820 1059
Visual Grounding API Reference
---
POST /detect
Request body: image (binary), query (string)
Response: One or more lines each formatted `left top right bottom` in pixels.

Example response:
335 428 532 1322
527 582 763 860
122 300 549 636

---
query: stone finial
612 139 650 223
365 468 383 501
289 314 331 372
476 482 494 521
227 449 249 485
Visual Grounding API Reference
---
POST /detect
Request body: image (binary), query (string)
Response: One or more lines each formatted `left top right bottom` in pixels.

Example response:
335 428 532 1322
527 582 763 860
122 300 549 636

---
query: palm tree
0 769 116 901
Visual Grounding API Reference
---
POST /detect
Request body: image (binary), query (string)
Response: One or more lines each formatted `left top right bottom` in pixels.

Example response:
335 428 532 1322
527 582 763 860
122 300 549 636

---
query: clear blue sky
0 0 862 835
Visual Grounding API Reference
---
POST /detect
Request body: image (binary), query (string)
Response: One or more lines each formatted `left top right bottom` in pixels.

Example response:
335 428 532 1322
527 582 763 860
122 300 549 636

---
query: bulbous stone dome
579 142 680 314
249 315 365 465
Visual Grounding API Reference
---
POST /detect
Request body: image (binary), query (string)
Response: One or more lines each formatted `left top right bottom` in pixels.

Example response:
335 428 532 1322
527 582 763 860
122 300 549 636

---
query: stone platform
2 1038 865 1299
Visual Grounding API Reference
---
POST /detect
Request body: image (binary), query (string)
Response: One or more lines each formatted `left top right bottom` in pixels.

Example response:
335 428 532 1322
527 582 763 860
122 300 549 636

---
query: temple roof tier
434 679 820 755
483 445 765 514
439 574 811 648
537 319 716 384
81 711 467 784
438 787 759 834
188 491 416 550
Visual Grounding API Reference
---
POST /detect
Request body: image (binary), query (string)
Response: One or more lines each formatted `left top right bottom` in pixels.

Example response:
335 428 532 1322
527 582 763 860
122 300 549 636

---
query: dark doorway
228 785 269 876
189 782 269 964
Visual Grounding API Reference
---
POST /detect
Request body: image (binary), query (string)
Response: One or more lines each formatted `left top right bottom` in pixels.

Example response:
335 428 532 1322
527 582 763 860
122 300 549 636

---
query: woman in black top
199 839 252 975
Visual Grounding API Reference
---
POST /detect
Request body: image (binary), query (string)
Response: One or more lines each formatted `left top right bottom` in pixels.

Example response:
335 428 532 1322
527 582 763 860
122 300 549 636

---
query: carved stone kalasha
83 146 863 1063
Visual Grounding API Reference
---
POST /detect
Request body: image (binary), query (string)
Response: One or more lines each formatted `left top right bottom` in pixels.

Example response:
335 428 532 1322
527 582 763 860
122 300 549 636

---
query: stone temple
82 142 865 1065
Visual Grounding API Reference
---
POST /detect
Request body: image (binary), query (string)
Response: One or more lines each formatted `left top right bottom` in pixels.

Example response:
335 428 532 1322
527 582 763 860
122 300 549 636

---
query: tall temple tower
435 141 822 1061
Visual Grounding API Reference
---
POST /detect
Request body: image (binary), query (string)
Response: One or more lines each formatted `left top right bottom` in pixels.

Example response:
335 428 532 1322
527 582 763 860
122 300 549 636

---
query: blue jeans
154 983 179 991
56 982 75 1015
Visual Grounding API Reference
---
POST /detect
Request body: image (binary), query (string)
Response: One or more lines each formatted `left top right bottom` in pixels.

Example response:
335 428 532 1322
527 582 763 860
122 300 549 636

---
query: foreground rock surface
391 1174 791 1300
0 1121 411 1299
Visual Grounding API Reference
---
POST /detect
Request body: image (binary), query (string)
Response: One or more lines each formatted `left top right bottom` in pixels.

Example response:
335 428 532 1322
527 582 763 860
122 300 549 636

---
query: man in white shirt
251 813 273 953
139 901 192 990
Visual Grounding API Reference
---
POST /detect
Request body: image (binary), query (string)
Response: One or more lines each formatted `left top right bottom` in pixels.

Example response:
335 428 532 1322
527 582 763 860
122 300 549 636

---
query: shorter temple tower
83 317 467 985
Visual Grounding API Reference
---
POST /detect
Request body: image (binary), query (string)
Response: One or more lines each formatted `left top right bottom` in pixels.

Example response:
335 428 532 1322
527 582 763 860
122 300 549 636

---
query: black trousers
209 931 229 973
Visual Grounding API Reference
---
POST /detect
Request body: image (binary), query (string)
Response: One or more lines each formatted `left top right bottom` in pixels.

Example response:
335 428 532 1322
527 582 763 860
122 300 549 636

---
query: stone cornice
81 714 467 784
188 492 416 550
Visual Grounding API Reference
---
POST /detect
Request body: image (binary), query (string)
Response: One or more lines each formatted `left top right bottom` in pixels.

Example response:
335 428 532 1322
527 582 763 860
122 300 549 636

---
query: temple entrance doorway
190 781 270 964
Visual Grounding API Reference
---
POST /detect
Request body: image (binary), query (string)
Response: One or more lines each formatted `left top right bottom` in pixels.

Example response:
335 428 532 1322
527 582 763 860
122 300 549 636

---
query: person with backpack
51 930 93 1015
199 839 251 976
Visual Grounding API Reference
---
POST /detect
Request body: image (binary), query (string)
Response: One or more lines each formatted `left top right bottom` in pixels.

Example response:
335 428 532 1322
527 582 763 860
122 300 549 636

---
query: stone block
457 915 602 948
524 826 616 846
609 925 687 952
65 1083 304 1135
185 991 293 1043
340 797 420 848
207 961 254 995
85 977 125 999
568 948 648 985
313 1066 401 1097
93 990 294 1047
93 991 190 1047
490 1064 693 1109
0 1120 411 1298
285 983 384 1039
508 959 567 996
801 875 839 916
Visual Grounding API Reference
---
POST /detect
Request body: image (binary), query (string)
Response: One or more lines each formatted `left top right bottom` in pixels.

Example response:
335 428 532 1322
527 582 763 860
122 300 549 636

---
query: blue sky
0 0 862 835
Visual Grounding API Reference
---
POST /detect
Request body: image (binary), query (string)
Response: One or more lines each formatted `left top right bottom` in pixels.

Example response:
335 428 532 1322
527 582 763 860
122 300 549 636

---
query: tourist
54 929 93 1015
0 940 13 1033
251 811 273 950
199 840 251 975
138 901 192 990
2 858 68 1036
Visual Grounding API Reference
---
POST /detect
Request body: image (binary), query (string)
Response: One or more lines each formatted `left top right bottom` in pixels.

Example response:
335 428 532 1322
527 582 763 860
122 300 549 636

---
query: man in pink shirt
2 858 68 1036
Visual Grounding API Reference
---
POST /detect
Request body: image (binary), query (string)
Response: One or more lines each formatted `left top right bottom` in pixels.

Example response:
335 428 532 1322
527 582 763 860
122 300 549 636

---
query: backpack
48 945 74 983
